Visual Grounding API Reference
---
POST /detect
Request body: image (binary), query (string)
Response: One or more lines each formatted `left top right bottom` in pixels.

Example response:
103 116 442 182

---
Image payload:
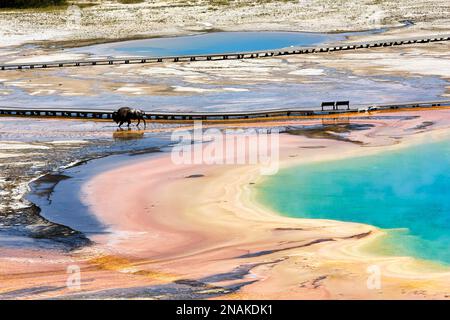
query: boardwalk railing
1 34 449 71
1 100 449 121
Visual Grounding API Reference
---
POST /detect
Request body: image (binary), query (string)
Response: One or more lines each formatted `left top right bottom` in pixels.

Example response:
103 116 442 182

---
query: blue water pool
257 138 450 265
73 31 369 57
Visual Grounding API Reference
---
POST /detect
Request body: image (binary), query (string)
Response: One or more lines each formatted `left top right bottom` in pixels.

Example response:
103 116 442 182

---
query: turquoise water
75 31 338 57
73 30 400 57
257 139 450 265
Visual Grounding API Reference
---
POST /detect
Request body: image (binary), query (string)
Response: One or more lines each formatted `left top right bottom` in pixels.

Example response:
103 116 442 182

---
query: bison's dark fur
112 107 146 128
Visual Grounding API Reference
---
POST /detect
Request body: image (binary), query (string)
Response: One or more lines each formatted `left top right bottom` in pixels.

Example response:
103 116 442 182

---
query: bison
112 107 146 128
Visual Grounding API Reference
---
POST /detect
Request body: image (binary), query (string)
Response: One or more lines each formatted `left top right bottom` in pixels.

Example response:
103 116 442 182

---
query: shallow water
72 31 364 57
72 21 419 58
1 70 446 113
26 135 172 237
257 138 450 265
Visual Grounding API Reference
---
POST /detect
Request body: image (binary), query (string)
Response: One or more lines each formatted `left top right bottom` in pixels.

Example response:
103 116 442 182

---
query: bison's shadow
113 128 145 140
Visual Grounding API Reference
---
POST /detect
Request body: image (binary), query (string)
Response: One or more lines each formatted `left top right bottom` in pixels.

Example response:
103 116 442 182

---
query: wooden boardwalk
1 100 449 121
1 34 449 71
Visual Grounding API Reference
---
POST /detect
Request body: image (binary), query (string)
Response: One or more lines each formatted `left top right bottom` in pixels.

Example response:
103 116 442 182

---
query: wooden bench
321 101 335 111
335 100 350 110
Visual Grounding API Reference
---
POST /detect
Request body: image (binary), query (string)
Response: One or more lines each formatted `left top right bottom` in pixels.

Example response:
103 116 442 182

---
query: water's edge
255 137 450 268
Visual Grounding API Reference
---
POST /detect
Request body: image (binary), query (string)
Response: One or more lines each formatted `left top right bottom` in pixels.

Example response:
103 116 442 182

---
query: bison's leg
137 118 141 127
142 117 146 128
127 120 131 127
118 121 124 128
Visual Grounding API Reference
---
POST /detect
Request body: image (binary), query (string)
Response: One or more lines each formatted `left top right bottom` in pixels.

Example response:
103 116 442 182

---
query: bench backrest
335 100 349 106
321 101 335 107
